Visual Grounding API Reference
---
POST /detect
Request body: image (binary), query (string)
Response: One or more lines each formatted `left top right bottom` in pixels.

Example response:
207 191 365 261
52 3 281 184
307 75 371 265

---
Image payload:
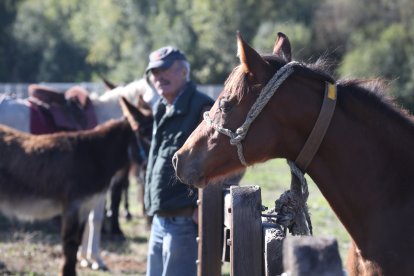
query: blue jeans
146 214 198 276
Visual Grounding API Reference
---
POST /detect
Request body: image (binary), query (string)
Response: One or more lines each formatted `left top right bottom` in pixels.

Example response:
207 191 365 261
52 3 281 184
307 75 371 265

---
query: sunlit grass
240 158 351 263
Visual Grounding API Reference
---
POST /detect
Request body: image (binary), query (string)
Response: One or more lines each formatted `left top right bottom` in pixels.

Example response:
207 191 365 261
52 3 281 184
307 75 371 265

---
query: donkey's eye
219 99 232 113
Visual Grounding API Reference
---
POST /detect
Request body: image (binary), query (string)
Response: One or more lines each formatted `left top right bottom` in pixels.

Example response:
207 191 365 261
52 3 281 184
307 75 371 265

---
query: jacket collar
172 81 196 116
155 82 196 126
158 81 196 117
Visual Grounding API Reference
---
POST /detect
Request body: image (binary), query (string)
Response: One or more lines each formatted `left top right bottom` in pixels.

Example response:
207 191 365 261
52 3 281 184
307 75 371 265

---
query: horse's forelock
223 54 293 102
223 65 249 102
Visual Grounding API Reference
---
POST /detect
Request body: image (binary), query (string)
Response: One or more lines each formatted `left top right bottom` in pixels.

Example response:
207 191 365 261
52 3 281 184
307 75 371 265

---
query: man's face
149 60 187 103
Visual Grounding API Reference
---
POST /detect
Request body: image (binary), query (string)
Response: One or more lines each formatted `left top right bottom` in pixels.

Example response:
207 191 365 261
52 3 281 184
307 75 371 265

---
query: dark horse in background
0 97 150 276
174 32 414 275
105 92 154 234
100 80 156 237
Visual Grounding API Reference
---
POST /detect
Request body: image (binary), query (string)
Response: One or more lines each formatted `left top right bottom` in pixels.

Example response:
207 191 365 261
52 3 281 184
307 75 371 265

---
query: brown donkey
0 97 147 276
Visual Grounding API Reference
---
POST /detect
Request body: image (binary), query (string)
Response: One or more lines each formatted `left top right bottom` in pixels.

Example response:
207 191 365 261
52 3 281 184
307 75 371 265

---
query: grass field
0 158 350 275
242 159 351 259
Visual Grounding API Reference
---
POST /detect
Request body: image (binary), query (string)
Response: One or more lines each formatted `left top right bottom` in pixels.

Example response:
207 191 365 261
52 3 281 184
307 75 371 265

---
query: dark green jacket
144 82 214 216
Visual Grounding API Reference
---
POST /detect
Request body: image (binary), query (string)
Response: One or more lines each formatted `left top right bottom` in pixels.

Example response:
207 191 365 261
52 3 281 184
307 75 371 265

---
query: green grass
240 158 351 261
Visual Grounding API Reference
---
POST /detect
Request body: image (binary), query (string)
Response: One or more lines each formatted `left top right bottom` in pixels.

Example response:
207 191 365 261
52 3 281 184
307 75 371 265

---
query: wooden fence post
263 221 284 276
230 185 263 276
197 184 223 276
283 236 343 276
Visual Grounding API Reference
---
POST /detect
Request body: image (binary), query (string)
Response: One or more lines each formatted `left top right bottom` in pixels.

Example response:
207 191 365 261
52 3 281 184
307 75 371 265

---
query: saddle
28 84 97 134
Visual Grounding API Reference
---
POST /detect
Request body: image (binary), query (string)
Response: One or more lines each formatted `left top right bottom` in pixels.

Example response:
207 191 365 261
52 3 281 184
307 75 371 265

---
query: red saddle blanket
29 97 98 134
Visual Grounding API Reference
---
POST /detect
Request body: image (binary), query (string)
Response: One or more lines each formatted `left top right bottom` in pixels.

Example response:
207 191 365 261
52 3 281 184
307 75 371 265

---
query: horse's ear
237 32 273 84
120 97 140 131
273 32 292 62
99 74 118 90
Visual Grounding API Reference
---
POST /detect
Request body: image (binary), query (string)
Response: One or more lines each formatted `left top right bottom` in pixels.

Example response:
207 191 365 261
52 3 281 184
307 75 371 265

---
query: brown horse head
173 32 314 187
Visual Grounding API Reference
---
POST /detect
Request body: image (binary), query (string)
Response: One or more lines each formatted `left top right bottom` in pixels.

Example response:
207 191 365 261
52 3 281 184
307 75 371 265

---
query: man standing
144 46 214 276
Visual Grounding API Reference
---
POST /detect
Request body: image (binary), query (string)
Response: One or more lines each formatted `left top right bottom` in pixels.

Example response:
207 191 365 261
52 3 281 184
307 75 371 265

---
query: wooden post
197 184 223 276
230 185 263 276
222 189 232 262
283 236 343 275
263 222 284 276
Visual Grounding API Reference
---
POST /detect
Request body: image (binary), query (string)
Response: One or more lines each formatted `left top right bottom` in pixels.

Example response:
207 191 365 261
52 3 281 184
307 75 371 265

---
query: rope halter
203 61 300 166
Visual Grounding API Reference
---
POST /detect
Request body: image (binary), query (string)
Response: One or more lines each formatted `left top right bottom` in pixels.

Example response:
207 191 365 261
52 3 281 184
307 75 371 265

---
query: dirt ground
0 212 150 276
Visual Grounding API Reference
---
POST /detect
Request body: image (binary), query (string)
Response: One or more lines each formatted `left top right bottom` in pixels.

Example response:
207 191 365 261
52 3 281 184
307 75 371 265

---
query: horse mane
294 59 407 117
224 54 412 122
299 59 414 123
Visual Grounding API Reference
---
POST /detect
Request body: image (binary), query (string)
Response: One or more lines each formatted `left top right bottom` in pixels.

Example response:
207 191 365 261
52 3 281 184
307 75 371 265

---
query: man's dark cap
145 46 187 73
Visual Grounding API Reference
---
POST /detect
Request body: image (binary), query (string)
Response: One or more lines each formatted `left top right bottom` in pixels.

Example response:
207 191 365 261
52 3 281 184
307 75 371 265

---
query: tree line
1 0 414 110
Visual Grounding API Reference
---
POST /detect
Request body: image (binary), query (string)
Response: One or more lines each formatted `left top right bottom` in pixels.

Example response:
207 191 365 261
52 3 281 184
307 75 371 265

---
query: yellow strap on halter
327 83 337 100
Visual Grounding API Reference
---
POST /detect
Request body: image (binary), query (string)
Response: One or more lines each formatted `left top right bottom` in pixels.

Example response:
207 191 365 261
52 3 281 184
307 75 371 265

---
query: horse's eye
219 99 232 113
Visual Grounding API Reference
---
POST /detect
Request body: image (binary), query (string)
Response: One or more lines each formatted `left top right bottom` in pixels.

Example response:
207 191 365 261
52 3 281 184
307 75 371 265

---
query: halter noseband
203 61 337 172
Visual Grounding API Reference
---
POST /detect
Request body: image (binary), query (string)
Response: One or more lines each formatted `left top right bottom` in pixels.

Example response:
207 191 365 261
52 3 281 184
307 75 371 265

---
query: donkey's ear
137 94 153 117
237 32 273 84
120 97 140 131
98 73 118 90
273 32 292 62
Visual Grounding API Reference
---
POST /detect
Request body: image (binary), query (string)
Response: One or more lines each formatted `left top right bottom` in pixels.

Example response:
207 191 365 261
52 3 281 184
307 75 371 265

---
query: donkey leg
60 204 85 276
123 182 132 221
135 166 151 227
109 169 128 238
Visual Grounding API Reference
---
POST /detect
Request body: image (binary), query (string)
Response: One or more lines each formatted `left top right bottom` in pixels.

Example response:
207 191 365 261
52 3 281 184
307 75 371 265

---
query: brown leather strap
295 82 337 172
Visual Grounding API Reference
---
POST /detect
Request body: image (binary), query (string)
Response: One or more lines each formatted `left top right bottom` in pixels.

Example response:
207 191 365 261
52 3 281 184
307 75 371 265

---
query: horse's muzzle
172 151 206 187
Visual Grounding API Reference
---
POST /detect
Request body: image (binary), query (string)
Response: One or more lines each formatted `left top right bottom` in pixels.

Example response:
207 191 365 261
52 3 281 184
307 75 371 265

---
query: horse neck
300 82 414 243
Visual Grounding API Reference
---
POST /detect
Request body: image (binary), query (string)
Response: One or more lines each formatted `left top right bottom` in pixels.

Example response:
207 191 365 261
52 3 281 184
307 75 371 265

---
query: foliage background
1 0 414 110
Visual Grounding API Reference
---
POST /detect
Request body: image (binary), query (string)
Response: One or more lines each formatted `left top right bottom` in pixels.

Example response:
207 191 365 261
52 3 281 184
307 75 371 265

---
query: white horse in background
0 77 158 271
91 78 158 124
0 78 158 131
